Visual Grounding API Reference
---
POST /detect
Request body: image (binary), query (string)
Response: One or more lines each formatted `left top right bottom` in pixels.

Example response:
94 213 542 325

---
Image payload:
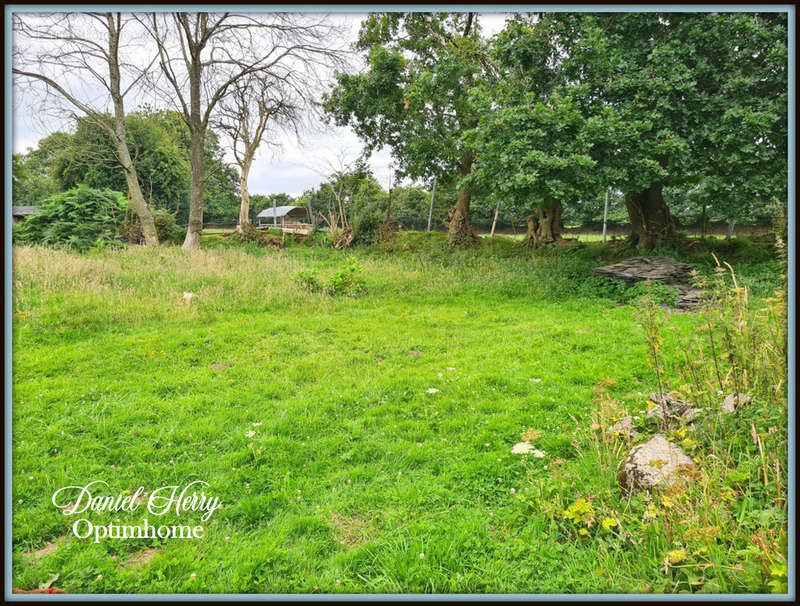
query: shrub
13 185 125 252
294 257 366 297
120 208 176 243
294 268 323 293
351 210 381 245
326 257 366 296
230 223 283 248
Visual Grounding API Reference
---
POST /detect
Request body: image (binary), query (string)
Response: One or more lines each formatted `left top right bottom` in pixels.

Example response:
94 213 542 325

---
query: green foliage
327 257 366 296
625 280 680 308
466 12 787 238
120 209 176 244
295 257 366 297
35 109 239 225
11 132 71 208
293 268 323 293
14 185 126 252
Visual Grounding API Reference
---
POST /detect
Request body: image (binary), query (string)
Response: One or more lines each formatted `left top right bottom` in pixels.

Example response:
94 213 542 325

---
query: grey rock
618 434 696 494
646 392 703 424
606 416 638 439
721 392 753 414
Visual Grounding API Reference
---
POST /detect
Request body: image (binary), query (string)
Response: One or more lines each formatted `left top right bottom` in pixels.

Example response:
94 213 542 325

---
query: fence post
427 176 437 232
602 188 610 243
490 200 500 238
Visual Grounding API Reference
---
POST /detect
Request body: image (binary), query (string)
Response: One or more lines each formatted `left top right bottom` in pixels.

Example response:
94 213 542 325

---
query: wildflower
189 573 196 580
245 430 255 438
426 388 440 394
252 422 262 427
667 549 687 564
510 488 516 495
643 503 658 520
96 574 103 582
511 441 533 454
419 552 425 559
578 528 589 536
601 517 617 530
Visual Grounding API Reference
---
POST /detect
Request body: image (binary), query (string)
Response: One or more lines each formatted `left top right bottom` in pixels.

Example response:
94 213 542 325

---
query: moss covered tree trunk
447 152 477 247
624 182 676 249
522 202 563 248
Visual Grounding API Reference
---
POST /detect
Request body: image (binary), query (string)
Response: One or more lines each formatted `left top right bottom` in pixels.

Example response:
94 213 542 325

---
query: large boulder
618 434 696 494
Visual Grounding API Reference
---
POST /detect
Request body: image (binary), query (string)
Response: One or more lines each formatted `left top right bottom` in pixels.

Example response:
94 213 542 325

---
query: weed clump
294 257 366 297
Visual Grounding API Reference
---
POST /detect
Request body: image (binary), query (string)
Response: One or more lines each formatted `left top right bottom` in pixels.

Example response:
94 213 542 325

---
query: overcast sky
12 11 511 199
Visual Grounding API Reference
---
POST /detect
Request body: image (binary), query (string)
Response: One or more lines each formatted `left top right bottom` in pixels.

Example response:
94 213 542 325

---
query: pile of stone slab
592 256 702 310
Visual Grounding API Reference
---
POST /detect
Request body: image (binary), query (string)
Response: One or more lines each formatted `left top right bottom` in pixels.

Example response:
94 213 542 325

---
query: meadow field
11 233 788 594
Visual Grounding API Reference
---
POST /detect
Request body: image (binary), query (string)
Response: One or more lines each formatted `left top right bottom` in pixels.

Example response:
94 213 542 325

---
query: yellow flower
601 517 617 530
578 528 589 536
661 496 674 509
667 549 687 564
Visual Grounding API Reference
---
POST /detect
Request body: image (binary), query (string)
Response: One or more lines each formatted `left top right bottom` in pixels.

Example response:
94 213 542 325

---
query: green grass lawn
10 234 787 594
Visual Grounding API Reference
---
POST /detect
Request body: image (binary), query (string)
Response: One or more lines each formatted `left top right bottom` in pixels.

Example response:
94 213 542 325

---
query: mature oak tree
323 12 497 246
480 12 787 249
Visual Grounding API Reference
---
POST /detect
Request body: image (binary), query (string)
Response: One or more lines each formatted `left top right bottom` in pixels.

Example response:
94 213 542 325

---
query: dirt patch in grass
124 548 159 567
24 536 68 559
329 511 376 548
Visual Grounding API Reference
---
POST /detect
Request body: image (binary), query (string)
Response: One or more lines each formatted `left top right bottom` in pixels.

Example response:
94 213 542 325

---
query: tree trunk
183 54 204 251
447 153 477 247
237 157 252 232
108 15 157 247
522 202 563 248
624 182 676 249
726 218 736 240
183 128 205 250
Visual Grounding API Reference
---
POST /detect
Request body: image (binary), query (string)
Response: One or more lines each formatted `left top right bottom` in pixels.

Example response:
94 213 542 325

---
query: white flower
252 422 262 427
419 552 425 559
511 441 535 454
531 449 547 458
447 367 456 371
189 573 196 580
244 430 255 438
96 574 103 582
530 378 542 383
510 488 516 494
426 387 440 394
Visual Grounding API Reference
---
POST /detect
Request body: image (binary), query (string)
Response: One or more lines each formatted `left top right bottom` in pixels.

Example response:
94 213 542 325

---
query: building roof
12 206 38 216
256 205 308 219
